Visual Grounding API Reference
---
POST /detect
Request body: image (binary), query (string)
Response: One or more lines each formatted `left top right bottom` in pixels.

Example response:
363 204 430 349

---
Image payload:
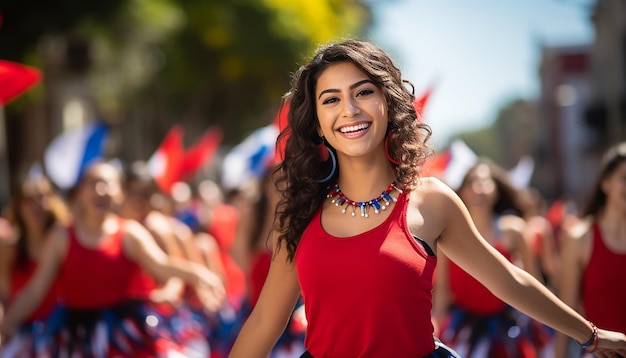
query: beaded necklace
327 181 403 218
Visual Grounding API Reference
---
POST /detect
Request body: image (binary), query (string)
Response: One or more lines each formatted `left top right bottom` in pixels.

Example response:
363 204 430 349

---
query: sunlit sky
369 0 595 148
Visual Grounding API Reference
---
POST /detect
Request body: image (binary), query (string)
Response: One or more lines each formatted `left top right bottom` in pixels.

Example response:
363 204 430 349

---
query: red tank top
57 220 142 309
248 250 272 307
295 192 438 357
10 259 58 321
582 222 626 333
448 243 511 316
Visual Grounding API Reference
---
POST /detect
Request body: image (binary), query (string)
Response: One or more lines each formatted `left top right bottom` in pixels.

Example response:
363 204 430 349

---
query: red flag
179 126 223 181
147 125 184 194
413 81 438 122
414 90 430 118
421 150 450 178
271 99 290 166
0 60 42 105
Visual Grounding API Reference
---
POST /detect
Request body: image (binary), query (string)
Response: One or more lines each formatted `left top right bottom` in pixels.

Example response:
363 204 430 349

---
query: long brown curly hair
274 39 433 262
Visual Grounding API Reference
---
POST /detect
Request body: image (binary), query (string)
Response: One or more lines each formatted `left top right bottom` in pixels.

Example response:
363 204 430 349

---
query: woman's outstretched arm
228 233 301 358
431 178 626 356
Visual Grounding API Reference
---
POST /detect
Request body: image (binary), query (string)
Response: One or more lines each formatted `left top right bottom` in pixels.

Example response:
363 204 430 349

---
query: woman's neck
76 212 110 233
599 206 626 244
23 223 47 258
335 154 396 202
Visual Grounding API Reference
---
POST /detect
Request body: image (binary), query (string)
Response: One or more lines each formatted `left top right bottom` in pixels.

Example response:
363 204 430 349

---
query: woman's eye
322 97 338 105
357 88 374 97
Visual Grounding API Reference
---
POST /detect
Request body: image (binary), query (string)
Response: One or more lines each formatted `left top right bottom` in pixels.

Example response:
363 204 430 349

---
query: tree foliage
1 0 372 157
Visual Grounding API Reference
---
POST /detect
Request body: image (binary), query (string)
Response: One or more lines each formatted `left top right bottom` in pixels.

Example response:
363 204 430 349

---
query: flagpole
0 106 10 206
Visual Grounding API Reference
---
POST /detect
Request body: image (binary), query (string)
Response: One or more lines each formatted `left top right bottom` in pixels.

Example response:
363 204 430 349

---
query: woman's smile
337 121 371 138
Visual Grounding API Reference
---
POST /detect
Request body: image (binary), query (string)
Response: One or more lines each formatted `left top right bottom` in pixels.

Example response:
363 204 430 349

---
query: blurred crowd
0 121 625 357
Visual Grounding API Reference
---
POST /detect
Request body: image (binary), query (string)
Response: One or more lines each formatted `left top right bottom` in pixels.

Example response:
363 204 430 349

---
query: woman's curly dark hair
273 39 433 262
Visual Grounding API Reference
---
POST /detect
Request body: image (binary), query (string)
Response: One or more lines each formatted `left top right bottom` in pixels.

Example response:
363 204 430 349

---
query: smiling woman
226 39 626 358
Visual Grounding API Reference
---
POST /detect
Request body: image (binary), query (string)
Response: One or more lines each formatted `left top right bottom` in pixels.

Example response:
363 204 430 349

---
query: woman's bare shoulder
411 176 457 207
562 216 593 244
498 214 526 234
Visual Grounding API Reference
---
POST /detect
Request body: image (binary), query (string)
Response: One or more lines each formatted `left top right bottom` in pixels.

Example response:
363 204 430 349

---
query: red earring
318 136 330 161
385 131 400 165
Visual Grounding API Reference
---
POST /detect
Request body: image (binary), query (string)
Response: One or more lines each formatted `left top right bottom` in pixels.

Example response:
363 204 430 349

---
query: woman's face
315 61 388 160
602 160 626 213
77 164 123 216
18 179 52 228
459 163 497 209
121 179 153 219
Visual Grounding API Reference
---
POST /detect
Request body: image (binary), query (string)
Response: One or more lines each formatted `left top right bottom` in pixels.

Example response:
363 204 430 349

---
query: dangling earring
316 137 337 183
317 140 329 161
385 130 401 165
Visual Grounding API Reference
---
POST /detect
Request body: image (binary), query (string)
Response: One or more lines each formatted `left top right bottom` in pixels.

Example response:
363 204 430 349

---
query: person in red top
433 160 551 357
0 161 225 357
228 39 626 358
225 169 306 357
119 161 221 356
0 174 70 355
556 142 626 358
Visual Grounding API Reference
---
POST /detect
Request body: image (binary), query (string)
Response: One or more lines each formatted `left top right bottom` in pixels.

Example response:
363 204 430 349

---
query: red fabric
179 126 223 181
421 150 451 178
296 192 438 357
220 251 246 308
0 60 41 105
206 204 247 306
582 222 626 333
413 85 433 120
148 125 184 194
10 260 58 321
448 245 511 316
248 250 272 307
206 203 239 249
126 270 157 301
57 220 142 309
271 99 290 166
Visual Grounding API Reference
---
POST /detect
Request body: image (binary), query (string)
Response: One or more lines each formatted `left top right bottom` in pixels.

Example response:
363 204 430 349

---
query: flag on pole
272 99 290 166
179 126 223 181
147 125 185 194
508 155 535 189
0 60 42 105
44 122 110 190
221 125 279 191
421 139 477 190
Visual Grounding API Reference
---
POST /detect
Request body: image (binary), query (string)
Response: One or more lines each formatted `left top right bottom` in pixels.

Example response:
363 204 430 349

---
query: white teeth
339 123 370 133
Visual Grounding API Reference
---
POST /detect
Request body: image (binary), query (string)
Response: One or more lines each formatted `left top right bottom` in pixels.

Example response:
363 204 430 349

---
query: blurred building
585 0 626 145
535 0 626 206
536 44 594 205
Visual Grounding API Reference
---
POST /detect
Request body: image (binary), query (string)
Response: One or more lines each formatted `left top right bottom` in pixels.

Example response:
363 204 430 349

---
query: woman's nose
342 97 361 117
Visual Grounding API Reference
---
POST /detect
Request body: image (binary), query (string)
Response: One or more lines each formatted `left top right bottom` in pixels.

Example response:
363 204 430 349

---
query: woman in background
0 161 225 357
556 142 626 358
0 174 70 356
434 159 551 357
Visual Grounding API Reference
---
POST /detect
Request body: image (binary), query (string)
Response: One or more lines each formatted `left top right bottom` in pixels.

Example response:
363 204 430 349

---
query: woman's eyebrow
318 79 374 99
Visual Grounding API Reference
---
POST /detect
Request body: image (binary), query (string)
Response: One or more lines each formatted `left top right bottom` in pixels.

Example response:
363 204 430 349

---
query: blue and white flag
44 122 110 189
221 124 278 191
